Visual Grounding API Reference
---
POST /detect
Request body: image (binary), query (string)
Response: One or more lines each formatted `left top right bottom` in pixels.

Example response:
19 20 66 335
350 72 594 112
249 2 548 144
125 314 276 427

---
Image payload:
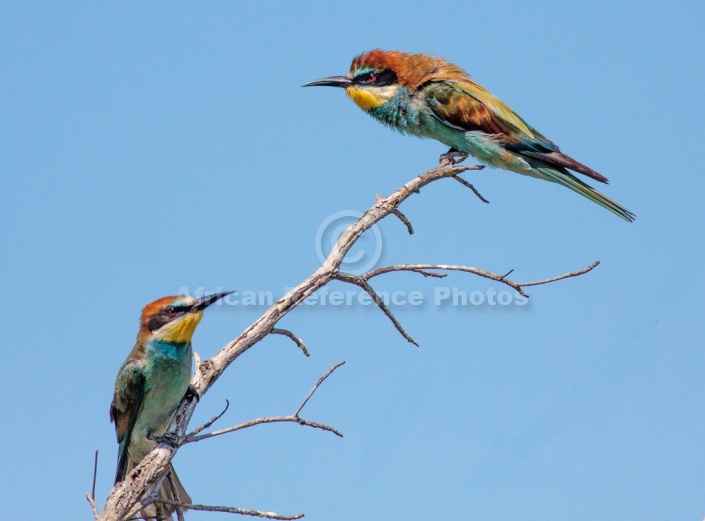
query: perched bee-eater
303 49 635 221
110 291 232 519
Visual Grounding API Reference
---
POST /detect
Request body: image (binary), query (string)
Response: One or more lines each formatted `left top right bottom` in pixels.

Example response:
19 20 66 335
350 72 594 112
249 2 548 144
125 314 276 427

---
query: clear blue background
2 1 704 519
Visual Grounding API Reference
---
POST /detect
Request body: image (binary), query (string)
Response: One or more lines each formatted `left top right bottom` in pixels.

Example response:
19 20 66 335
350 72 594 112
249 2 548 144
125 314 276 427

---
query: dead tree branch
87 494 100 521
152 499 303 520
87 450 100 520
97 162 598 520
452 173 490 203
270 328 310 357
187 361 345 443
167 472 185 521
333 262 599 345
362 262 600 298
335 272 419 346
187 400 230 439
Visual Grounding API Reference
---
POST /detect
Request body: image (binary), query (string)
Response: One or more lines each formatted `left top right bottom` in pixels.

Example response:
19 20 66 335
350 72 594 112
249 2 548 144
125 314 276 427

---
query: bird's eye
166 307 180 317
356 72 377 84
354 70 396 86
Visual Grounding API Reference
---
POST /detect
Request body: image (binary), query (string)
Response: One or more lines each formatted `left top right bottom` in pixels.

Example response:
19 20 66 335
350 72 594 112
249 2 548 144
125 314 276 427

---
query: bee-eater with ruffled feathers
111 291 232 519
303 49 635 221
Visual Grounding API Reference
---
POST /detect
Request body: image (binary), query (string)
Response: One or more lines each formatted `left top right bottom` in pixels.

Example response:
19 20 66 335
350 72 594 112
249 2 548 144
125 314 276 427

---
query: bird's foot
150 431 184 448
185 384 200 401
439 148 469 166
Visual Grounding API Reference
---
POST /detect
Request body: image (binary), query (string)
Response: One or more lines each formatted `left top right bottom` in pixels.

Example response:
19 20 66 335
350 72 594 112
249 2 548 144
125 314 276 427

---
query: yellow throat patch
159 312 203 343
345 85 391 111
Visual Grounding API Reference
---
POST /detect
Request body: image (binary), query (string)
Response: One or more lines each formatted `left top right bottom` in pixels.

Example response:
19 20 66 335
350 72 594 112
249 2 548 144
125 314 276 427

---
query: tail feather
164 463 191 506
537 167 636 222
520 150 610 184
125 460 191 520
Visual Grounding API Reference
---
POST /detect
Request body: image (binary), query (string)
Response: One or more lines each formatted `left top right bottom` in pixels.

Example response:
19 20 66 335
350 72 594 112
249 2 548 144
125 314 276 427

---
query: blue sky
1 1 704 519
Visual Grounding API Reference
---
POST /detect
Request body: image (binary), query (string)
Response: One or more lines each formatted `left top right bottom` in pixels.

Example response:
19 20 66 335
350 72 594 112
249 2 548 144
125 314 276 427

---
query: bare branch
92 450 99 502
358 263 597 298
154 499 303 520
270 328 310 357
187 400 230 438
391 208 414 235
294 361 345 416
335 259 595 345
187 362 346 443
409 269 447 278
98 162 598 520
517 260 600 288
86 450 100 520
188 414 343 441
167 472 185 521
452 174 489 203
87 493 100 521
335 272 419 346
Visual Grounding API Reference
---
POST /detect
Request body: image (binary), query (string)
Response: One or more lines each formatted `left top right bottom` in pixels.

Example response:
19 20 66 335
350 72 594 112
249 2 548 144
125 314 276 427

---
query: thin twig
363 266 448 280
408 269 447 278
154 499 303 520
189 415 343 441
335 272 419 346
194 351 202 373
167 472 185 521
86 450 100 520
87 493 100 521
270 328 310 357
92 450 99 501
517 260 600 288
337 261 601 344
133 472 170 520
187 362 347 443
358 263 596 298
187 400 230 438
452 174 489 203
295 361 345 416
391 209 414 235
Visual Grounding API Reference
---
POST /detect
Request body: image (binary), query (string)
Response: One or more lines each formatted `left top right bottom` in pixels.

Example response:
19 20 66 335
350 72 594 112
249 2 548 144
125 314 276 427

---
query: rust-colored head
303 49 470 111
349 49 469 88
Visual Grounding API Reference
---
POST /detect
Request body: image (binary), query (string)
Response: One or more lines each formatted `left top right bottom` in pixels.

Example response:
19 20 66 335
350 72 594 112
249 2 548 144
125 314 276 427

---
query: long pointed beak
302 75 352 88
192 290 235 312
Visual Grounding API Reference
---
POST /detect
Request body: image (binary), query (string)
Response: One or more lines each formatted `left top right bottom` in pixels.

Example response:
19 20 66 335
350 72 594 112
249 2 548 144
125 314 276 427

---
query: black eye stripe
354 69 398 87
355 72 376 83
148 314 170 332
375 70 397 86
146 304 191 331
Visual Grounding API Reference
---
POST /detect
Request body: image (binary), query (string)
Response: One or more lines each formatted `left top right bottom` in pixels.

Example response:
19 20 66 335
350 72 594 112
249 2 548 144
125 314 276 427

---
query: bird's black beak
192 291 235 312
302 75 352 88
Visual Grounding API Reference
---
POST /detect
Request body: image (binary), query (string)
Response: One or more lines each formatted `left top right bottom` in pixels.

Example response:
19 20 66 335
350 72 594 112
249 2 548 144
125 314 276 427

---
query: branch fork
94 162 598 520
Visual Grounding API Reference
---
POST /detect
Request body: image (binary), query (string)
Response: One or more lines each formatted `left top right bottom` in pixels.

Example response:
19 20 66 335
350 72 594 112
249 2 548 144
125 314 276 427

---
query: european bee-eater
303 49 635 221
110 291 232 519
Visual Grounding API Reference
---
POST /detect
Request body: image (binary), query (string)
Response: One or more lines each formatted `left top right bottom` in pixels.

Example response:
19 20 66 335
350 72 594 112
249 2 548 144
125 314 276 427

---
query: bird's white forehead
173 294 196 306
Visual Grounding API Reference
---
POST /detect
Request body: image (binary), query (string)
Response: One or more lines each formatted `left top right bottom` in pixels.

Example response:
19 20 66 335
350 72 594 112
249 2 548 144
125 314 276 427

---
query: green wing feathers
424 79 610 179
110 361 145 484
423 80 550 145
